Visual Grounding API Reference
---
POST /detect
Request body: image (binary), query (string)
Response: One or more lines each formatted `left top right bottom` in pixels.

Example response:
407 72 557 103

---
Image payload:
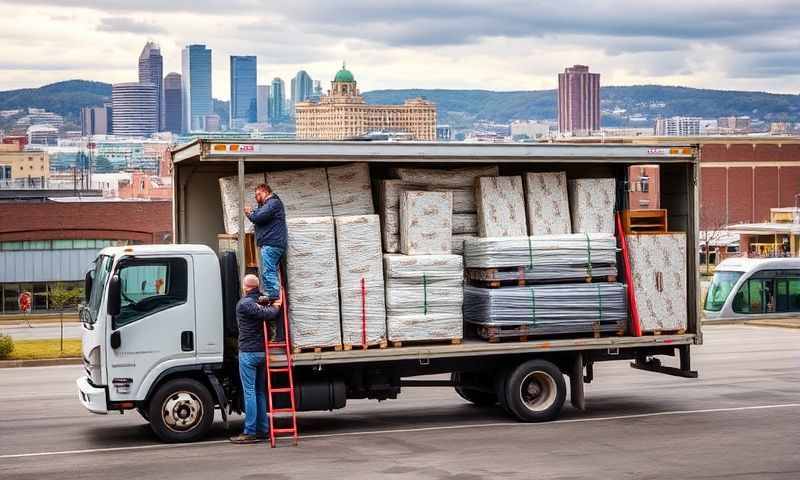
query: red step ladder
263 272 299 447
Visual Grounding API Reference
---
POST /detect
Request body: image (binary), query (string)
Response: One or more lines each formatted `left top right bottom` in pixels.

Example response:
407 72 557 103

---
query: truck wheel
504 359 566 422
148 378 215 443
452 373 496 406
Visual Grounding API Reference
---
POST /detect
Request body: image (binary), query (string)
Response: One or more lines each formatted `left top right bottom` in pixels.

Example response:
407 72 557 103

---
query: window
704 271 743 312
733 279 765 314
113 258 188 329
640 176 650 193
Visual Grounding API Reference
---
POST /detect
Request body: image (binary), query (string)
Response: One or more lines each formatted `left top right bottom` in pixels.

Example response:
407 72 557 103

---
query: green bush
0 334 14 359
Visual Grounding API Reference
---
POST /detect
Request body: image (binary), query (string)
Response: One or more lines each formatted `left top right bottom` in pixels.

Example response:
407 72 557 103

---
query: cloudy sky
0 0 798 98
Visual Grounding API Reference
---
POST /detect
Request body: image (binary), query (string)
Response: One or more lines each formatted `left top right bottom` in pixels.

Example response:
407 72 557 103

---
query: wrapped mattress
524 172 571 235
463 283 627 336
327 163 374 216
285 216 341 349
568 178 616 234
266 167 332 218
390 165 498 188
399 191 453 255
384 254 464 342
476 176 528 237
335 215 387 346
218 173 266 235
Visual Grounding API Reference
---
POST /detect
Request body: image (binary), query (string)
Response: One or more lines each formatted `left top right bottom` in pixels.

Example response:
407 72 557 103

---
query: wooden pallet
389 338 462 348
342 340 389 351
467 272 617 289
622 209 668 234
472 323 626 343
292 344 343 354
642 328 686 336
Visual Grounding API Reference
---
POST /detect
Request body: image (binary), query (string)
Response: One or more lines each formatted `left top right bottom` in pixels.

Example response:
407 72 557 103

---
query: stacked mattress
463 283 627 337
475 176 528 237
568 178 616 234
327 163 374 216
399 191 453 255
218 173 265 235
524 172 571 235
384 254 464 342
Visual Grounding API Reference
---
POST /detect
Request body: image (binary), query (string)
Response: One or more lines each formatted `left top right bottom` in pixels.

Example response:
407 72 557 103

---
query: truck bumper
77 376 108 414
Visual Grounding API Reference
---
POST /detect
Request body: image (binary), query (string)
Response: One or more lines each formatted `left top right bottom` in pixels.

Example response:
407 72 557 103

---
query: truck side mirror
84 271 93 303
107 275 121 316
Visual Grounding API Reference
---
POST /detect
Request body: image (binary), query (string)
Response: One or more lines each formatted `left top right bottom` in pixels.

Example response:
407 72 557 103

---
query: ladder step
269 367 289 373
273 428 297 434
267 343 287 348
270 387 292 393
270 408 295 414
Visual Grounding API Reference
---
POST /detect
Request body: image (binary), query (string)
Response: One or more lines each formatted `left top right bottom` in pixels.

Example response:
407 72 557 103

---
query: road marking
1 402 798 460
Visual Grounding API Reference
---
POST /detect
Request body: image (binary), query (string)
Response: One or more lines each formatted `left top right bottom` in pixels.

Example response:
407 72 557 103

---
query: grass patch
5 339 82 360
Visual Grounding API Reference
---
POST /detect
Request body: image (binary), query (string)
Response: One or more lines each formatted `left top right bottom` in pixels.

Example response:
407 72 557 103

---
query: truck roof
99 244 216 257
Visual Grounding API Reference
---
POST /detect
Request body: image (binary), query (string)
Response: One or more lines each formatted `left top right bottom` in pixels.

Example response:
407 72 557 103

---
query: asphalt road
0 322 82 340
0 325 798 480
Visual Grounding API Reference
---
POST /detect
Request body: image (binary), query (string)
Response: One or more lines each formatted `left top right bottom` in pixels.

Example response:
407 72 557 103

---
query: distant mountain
0 80 112 121
363 86 800 127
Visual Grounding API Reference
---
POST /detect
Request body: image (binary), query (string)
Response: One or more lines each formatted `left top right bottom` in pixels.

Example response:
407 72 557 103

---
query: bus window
732 279 765 314
705 271 743 312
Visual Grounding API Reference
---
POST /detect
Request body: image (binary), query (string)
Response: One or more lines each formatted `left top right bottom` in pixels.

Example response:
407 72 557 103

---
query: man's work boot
229 433 261 444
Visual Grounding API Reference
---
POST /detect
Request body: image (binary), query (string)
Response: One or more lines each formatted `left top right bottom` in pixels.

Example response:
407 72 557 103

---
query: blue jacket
236 290 280 352
247 194 287 249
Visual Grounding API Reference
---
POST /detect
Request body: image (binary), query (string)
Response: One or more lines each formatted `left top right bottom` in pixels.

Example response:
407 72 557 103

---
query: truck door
105 255 196 402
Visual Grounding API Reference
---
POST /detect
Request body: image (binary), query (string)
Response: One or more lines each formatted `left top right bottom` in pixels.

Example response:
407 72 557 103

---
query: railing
0 178 90 190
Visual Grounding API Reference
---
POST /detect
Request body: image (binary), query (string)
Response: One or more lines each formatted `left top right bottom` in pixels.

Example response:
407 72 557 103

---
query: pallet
467 272 617 289
472 323 626 343
292 344 343 354
622 209 668 234
642 328 686 336
342 340 389 351
389 338 462 348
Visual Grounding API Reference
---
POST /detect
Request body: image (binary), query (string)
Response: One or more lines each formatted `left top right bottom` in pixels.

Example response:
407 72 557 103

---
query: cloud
97 17 165 34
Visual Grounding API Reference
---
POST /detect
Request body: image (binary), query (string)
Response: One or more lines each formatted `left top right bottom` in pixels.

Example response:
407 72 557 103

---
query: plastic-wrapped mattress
568 178 616 234
218 173 265 234
327 163 374 216
399 191 453 255
524 172 571 235
266 167 332 218
384 254 464 342
463 283 627 336
476 176 528 237
389 165 498 188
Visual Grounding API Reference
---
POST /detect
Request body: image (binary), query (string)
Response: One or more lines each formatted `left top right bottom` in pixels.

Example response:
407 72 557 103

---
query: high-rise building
311 80 322 101
111 82 159 137
269 78 285 122
229 56 258 127
295 64 436 141
80 105 112 136
138 42 163 131
163 72 182 134
256 85 270 123
557 65 600 136
291 70 313 105
181 44 213 132
654 116 701 136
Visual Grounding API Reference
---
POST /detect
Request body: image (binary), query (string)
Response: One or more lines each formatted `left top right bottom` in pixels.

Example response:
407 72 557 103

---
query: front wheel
504 359 566 422
148 378 215 443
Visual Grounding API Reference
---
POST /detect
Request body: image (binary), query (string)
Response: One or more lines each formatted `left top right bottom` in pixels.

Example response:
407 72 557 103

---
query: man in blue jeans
244 183 287 300
230 274 281 444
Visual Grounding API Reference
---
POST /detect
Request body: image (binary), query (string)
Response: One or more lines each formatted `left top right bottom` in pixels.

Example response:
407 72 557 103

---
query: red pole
616 211 642 336
360 277 367 348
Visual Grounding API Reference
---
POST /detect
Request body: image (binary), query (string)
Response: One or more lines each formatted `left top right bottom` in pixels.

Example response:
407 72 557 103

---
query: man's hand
243 206 252 216
271 297 283 310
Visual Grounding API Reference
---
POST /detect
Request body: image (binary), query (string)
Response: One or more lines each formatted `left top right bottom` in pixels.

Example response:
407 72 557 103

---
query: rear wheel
148 378 215 443
452 372 497 406
504 359 566 422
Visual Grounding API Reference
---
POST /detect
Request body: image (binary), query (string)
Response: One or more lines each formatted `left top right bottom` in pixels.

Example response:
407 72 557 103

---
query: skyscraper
269 78 285 122
291 70 313 105
138 42 163 130
163 72 182 134
111 82 158 137
80 105 112 136
257 85 270 123
557 65 600 136
229 56 258 127
181 44 212 132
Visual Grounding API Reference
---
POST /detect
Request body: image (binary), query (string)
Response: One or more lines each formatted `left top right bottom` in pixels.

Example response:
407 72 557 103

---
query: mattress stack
285 217 341 350
384 254 464 342
524 172 571 235
568 178 616 234
463 283 627 337
399 191 453 255
327 163 374 216
266 167 333 218
218 173 265 235
476 176 528 237
335 215 387 346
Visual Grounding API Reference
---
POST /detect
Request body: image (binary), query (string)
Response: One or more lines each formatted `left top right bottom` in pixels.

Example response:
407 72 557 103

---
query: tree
49 284 83 352
699 208 729 275
94 156 114 173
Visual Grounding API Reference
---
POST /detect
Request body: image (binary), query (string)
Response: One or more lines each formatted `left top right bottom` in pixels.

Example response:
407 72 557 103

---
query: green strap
527 236 534 270
530 287 536 327
585 233 593 278
422 273 428 315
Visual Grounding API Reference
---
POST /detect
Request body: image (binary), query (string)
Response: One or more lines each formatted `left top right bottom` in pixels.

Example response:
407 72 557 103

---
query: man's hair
256 183 271 194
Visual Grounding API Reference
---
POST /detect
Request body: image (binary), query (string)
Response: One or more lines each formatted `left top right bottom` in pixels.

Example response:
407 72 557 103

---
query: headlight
85 345 102 385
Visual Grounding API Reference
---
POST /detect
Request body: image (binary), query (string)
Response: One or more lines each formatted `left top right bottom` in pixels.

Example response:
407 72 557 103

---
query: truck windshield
704 270 743 312
86 255 113 323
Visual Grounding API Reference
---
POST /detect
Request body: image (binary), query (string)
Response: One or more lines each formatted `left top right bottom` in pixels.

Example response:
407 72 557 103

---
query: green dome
334 63 354 83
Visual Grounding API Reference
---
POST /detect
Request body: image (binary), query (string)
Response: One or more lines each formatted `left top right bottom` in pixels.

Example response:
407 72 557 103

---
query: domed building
295 64 436 141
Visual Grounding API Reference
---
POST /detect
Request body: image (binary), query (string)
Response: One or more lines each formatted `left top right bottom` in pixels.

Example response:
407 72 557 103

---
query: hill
0 80 112 121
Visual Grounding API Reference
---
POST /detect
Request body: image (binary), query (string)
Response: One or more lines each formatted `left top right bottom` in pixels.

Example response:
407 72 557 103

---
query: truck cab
77 244 227 442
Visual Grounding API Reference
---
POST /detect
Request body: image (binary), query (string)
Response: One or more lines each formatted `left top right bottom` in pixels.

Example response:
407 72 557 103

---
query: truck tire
451 373 496 407
504 359 566 422
148 378 215 443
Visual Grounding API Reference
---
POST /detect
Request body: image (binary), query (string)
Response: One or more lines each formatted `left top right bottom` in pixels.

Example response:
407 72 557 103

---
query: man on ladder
230 274 282 444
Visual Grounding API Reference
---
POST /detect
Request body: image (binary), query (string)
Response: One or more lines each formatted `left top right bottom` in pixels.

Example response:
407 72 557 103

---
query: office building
229 56 258 127
181 44 213 132
15 109 64 130
269 78 285 122
163 72 182 134
291 70 313 105
557 65 600 135
26 125 59 145
312 80 322 100
0 144 49 184
256 85 270 123
654 117 701 136
718 116 752 134
80 105 112 136
295 64 436 141
111 82 159 137
138 42 163 130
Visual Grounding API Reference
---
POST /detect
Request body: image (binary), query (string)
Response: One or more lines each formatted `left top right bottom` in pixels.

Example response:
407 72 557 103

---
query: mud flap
570 352 586 411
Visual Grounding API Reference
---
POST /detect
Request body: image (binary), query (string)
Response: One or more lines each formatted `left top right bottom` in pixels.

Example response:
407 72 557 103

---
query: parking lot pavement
0 322 82 340
0 325 798 479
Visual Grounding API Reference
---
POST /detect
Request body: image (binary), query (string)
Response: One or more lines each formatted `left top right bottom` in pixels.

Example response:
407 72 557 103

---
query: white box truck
77 141 701 442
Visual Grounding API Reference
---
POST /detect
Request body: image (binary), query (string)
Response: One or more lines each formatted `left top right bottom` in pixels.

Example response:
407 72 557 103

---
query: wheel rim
518 371 557 412
161 391 203 433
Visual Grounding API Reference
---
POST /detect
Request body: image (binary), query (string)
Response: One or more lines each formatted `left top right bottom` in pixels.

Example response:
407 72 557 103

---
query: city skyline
0 2 798 98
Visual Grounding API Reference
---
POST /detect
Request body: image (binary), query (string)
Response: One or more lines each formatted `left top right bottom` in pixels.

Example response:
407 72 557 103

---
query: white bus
703 257 800 320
